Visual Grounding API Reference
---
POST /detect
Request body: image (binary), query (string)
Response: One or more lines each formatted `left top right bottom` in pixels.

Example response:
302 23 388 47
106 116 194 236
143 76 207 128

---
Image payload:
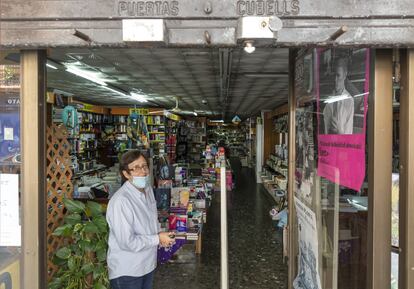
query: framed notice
0 174 21 246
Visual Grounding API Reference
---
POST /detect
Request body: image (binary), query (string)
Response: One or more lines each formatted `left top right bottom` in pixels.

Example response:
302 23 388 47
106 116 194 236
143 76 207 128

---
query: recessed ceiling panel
48 47 289 118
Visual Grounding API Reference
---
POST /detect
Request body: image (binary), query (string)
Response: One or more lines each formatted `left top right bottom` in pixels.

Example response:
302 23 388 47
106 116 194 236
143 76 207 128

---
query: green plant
48 199 109 289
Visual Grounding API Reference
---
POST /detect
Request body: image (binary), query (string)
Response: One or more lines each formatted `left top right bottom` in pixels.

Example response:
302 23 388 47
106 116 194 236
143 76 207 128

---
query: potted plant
48 198 109 289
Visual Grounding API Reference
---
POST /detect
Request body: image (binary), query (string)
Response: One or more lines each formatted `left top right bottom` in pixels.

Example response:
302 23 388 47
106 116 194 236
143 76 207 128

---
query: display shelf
73 166 107 179
262 181 284 205
264 165 287 178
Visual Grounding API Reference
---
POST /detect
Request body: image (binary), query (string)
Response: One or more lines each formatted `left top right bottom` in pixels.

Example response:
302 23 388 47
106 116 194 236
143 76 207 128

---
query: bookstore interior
16 47 289 277
1 47 406 289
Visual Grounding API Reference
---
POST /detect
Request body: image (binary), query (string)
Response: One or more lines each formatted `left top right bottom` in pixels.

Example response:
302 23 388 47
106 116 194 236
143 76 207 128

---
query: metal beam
367 49 392 289
1 18 414 47
399 48 414 289
219 48 233 119
287 48 297 289
2 0 414 20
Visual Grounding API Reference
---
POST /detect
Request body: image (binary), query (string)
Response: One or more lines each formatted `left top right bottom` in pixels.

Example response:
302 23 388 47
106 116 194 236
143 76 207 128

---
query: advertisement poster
0 174 21 246
317 49 370 191
294 51 317 206
295 106 316 205
0 92 20 162
293 197 322 289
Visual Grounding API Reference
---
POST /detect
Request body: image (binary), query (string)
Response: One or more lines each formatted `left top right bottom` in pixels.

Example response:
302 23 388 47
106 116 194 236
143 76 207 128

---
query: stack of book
186 228 199 241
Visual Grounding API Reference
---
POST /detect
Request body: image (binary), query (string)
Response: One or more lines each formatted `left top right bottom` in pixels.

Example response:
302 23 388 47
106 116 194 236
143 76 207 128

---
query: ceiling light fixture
46 63 58 70
210 119 224 123
102 86 148 103
244 41 255 53
66 66 107 86
130 92 148 103
193 112 198 116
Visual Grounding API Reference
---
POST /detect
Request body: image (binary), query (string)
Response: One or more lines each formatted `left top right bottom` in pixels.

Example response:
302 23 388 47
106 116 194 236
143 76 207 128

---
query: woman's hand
158 232 175 247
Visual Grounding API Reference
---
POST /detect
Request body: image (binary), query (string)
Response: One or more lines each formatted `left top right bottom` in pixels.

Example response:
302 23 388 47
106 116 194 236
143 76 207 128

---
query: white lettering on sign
237 0 300 16
6 99 20 105
118 1 179 16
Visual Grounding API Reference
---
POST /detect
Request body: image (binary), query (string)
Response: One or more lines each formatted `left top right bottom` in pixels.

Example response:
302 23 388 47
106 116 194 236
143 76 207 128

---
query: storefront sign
236 0 300 16
0 174 21 247
0 92 20 110
117 0 300 17
75 102 94 112
294 197 322 289
5 99 20 106
130 108 149 115
0 95 20 160
316 48 370 191
118 1 179 16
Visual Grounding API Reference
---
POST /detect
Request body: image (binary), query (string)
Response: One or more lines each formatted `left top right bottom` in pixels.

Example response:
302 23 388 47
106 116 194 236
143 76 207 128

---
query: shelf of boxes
144 115 166 155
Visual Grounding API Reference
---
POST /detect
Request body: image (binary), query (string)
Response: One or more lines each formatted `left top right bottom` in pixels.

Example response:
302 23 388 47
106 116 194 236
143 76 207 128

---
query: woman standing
106 150 175 289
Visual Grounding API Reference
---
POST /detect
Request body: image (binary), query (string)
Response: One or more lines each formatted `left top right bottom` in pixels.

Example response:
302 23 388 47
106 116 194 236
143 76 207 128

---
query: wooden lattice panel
46 124 73 279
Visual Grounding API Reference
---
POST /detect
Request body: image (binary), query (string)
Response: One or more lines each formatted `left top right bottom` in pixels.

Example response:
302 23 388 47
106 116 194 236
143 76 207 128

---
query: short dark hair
119 150 149 184
335 57 349 75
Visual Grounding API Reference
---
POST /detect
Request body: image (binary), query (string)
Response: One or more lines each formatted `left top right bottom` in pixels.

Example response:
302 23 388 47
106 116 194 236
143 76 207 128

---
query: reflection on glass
294 48 370 289
391 174 399 248
391 252 398 289
0 52 21 284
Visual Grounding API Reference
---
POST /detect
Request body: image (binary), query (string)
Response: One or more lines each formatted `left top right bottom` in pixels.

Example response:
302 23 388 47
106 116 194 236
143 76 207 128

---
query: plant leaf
84 222 99 234
48 277 62 289
81 263 94 274
63 198 85 213
93 282 107 289
64 213 82 225
93 216 108 233
52 255 66 266
52 224 73 237
96 244 107 262
86 201 103 217
93 266 104 279
56 247 71 259
79 240 94 252
67 256 76 271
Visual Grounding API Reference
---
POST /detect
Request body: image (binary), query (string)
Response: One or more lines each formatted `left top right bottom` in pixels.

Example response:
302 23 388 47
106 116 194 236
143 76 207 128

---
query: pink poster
317 49 370 191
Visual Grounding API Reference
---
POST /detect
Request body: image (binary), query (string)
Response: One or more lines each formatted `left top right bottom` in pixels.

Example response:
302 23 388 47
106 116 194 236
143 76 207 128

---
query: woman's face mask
132 175 149 189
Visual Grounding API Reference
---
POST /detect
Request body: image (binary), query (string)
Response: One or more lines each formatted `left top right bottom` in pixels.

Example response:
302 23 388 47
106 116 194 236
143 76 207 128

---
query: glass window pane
391 55 400 248
0 51 21 286
294 48 370 289
391 252 399 289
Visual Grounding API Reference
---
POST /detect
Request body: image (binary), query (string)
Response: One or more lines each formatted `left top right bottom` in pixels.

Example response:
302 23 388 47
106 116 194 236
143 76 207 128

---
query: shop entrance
3 2 414 288
43 46 290 289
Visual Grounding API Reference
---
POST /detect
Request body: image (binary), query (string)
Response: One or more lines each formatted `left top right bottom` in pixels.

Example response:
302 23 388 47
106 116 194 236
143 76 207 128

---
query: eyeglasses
128 164 149 173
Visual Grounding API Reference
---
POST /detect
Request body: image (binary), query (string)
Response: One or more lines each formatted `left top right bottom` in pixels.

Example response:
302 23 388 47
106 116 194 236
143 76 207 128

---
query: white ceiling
47 47 289 119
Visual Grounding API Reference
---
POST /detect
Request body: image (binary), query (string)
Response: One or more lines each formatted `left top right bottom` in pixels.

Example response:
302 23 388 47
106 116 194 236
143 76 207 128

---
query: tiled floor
154 159 288 289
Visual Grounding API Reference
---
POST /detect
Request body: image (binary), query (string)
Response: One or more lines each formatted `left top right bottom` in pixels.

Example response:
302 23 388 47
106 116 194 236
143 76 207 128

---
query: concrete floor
154 159 288 289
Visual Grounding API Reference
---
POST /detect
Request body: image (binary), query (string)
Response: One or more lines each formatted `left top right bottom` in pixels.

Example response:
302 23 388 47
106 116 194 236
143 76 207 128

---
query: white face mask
132 176 149 189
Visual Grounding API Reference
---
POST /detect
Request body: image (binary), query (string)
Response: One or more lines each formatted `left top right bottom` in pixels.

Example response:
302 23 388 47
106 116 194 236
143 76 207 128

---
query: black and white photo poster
294 197 322 289
316 48 370 191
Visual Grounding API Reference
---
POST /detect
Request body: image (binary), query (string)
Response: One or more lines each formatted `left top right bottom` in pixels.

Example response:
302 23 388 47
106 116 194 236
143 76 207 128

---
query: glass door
293 48 371 289
0 50 22 289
